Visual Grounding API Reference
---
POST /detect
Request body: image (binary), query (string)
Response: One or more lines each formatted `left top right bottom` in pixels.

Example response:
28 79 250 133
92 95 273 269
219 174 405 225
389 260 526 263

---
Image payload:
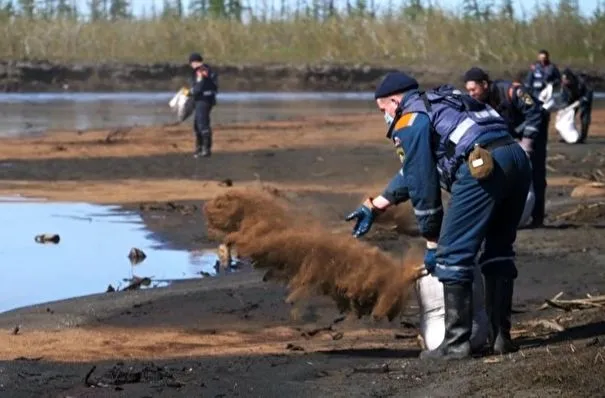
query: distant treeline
0 0 603 73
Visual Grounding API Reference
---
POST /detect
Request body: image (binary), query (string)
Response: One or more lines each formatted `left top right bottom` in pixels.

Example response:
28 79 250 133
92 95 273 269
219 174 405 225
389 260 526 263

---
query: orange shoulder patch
394 112 417 131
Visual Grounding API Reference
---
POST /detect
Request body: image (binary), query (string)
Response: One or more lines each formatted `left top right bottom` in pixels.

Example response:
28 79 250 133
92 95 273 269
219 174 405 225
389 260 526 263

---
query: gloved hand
345 198 384 238
519 137 533 156
424 241 438 274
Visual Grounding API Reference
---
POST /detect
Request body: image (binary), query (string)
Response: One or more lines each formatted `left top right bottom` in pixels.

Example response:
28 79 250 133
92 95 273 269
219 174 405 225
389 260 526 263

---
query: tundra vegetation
0 0 603 75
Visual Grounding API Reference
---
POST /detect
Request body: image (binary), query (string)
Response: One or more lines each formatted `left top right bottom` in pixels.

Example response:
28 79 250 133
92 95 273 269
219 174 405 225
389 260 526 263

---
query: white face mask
384 112 394 126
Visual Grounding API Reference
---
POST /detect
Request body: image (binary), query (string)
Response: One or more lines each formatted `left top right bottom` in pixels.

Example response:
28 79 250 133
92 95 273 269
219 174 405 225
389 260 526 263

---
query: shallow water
0 91 603 138
0 92 376 137
0 197 224 313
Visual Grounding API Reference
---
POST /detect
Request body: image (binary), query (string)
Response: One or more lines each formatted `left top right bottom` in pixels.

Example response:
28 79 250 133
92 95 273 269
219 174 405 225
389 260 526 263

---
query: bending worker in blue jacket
346 72 532 360
561 68 594 144
464 67 549 227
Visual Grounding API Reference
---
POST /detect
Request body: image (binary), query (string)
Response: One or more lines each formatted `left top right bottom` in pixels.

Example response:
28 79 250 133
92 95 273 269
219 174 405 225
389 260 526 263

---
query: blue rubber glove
424 241 438 274
345 198 383 238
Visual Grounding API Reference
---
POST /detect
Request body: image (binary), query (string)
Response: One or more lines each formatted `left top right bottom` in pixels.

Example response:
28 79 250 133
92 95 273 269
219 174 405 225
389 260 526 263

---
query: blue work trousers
530 117 549 224
194 100 214 139
434 142 532 284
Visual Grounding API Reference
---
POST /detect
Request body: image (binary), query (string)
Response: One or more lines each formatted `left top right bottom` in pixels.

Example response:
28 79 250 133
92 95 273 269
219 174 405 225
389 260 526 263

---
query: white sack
169 88 195 122
415 265 488 352
555 101 581 144
539 84 566 112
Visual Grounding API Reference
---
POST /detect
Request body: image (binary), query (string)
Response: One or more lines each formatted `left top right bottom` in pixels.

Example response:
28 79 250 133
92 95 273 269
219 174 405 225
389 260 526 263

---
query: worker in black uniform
561 68 594 144
524 49 561 98
464 67 549 227
188 52 218 158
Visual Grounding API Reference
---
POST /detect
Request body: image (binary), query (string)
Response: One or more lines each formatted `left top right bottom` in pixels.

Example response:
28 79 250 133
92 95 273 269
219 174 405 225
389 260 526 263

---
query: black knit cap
188 52 203 63
463 67 490 83
374 72 419 99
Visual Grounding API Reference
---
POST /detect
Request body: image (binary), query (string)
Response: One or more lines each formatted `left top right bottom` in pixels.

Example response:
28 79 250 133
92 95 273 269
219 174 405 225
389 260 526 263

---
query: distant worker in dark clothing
464 67 549 227
561 68 593 144
524 49 561 99
188 52 219 158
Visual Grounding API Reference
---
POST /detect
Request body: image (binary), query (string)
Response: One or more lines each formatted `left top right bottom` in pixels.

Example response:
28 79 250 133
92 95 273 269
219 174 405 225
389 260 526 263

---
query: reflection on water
0 92 376 137
0 197 224 313
0 90 602 137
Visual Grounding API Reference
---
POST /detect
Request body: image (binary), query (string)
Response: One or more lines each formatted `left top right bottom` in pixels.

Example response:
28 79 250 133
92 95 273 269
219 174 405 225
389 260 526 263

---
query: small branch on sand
539 291 605 311
523 319 566 332
553 202 605 221
84 365 109 388
103 127 132 144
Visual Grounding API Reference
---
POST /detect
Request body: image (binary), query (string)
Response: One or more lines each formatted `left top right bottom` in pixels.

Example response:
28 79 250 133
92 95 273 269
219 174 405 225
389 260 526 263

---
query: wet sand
0 110 605 397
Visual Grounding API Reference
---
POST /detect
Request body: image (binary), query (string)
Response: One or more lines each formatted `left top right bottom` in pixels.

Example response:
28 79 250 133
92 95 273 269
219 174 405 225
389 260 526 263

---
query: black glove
345 198 384 238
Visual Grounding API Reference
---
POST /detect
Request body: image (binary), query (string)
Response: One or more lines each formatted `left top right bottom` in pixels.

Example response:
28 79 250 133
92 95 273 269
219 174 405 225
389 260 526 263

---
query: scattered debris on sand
554 202 605 222
139 202 199 215
122 276 153 291
571 182 605 198
84 362 185 389
107 276 153 293
539 291 605 311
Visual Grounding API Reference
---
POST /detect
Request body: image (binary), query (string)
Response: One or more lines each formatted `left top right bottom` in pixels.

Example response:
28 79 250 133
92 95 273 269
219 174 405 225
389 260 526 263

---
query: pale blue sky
72 0 601 18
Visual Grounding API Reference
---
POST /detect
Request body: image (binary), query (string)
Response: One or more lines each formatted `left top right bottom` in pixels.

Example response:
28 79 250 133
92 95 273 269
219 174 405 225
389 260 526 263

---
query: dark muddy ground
0 114 604 397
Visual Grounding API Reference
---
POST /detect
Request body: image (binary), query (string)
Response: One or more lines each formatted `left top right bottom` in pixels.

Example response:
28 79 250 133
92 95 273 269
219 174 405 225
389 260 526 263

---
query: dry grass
1 13 604 70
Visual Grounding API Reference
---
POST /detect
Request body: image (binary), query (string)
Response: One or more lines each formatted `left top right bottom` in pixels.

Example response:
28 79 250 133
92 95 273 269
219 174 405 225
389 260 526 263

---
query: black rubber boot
194 134 203 158
420 282 473 361
484 276 519 354
201 132 212 157
578 126 588 144
530 200 545 228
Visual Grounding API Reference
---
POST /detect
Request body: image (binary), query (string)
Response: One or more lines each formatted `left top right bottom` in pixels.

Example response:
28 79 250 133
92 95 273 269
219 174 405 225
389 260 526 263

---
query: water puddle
0 91 377 137
0 197 230 313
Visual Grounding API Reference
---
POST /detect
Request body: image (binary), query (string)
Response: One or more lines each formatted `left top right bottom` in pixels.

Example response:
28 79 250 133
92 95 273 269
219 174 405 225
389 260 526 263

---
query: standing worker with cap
463 67 549 227
188 52 219 158
345 71 531 360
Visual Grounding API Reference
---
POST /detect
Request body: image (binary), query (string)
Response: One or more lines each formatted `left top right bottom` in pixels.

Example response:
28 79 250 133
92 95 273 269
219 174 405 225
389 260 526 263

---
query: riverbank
2 61 605 92
0 111 604 396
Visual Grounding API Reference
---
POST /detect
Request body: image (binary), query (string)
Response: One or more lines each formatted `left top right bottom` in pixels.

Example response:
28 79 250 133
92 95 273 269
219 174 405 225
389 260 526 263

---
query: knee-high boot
484 276 519 354
420 282 473 360
201 131 212 157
